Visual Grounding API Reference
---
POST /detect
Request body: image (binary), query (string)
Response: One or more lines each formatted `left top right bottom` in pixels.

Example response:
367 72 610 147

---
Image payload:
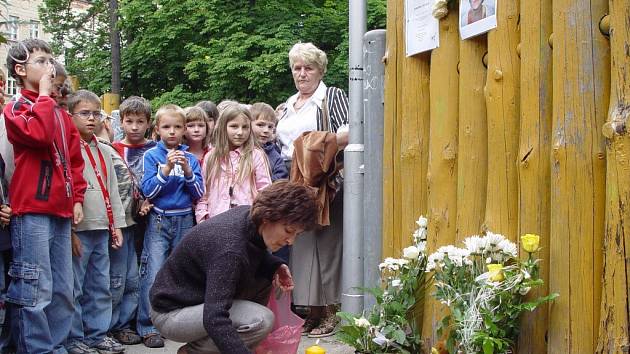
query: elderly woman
276 42 349 338
149 181 318 354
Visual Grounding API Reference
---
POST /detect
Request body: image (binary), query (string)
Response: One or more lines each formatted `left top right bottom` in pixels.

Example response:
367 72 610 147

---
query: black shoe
142 333 164 348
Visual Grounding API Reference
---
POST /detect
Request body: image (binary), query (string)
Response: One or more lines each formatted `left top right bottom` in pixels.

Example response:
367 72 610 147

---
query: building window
6 78 19 96
29 21 38 39
7 16 18 41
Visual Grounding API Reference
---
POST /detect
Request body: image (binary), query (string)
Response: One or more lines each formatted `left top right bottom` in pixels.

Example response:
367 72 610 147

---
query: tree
40 0 386 107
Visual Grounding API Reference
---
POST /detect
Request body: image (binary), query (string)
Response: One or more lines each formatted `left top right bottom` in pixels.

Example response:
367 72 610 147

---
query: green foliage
39 0 112 94
39 0 386 107
428 234 559 354
336 217 428 354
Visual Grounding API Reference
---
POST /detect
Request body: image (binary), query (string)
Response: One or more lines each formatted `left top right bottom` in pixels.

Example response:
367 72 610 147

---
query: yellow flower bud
521 234 540 253
431 348 440 354
487 263 504 282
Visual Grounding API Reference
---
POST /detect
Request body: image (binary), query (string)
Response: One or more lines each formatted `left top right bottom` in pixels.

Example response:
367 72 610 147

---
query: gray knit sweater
150 205 285 353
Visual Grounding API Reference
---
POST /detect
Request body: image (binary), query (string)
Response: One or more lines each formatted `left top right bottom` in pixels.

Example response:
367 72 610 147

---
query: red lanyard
80 137 117 243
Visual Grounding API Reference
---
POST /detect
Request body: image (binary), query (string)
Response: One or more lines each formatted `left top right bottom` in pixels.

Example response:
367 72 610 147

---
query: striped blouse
277 81 349 160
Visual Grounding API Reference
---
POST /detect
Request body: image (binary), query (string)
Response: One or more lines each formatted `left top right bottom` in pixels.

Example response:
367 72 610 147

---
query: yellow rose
487 264 504 282
521 234 540 253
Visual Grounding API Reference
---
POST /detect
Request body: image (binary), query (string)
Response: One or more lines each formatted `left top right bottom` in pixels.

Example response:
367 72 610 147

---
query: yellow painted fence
383 0 630 352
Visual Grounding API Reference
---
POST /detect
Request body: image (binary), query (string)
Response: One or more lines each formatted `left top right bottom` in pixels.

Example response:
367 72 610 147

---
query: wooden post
549 0 609 352
517 0 553 352
483 0 521 241
102 93 120 115
596 0 630 352
400 50 431 242
422 7 459 348
457 35 487 241
382 0 403 258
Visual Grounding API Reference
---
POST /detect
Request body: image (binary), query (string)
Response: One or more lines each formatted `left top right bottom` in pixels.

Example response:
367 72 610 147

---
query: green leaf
483 338 495 354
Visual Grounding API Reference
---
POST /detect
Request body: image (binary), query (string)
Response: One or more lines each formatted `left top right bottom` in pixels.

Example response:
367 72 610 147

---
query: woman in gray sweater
150 181 318 354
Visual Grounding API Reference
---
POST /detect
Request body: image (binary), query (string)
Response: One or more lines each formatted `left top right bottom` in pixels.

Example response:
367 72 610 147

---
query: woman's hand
273 264 294 292
336 131 349 150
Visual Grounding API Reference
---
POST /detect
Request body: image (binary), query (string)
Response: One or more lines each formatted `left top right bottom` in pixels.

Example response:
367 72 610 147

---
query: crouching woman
149 181 318 354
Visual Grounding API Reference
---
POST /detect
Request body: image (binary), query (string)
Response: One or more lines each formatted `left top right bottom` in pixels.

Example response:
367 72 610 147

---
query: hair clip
7 42 30 64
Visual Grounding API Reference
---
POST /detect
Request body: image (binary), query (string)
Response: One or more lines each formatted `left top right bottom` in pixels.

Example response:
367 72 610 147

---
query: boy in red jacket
3 39 87 354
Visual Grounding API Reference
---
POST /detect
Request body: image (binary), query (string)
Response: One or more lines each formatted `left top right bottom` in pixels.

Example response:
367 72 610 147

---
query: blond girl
195 104 271 222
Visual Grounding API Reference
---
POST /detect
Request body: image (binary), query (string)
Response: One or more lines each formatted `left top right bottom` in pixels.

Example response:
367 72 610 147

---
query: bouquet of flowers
336 217 430 353
428 232 558 354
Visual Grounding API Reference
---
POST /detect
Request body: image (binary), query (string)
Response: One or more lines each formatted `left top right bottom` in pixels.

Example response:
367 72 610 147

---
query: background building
0 0 52 99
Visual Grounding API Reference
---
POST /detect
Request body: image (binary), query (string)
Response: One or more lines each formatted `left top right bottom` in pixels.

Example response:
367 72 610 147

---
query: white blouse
276 81 328 160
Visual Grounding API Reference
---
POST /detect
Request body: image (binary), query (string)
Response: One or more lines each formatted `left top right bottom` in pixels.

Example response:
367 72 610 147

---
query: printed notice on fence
404 0 439 56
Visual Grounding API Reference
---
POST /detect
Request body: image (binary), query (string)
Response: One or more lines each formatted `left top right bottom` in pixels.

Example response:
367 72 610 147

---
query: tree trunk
456 35 487 241
596 0 630 352
548 0 609 352
109 0 120 94
422 7 459 349
517 0 553 352
483 0 520 241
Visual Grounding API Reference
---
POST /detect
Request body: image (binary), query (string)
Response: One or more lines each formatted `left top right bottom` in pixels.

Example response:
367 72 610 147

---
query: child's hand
0 205 11 226
139 199 153 216
73 203 83 225
178 152 193 176
111 228 123 250
71 231 83 257
162 150 179 176
39 64 55 97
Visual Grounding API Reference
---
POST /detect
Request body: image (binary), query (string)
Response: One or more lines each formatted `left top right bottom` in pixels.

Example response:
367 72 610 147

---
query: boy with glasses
67 90 126 354
3 38 87 353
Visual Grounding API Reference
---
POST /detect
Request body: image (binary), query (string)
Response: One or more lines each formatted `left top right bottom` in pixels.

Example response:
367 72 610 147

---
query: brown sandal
308 312 339 338
302 317 320 335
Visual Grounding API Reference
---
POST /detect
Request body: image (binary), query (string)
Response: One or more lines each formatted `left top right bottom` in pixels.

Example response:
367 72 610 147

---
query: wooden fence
382 0 630 352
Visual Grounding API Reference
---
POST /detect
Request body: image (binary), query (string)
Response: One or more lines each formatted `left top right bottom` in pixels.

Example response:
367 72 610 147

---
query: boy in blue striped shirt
136 104 204 348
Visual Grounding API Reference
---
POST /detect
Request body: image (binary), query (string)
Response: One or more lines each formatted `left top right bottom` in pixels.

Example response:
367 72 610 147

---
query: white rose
403 246 420 260
354 317 370 328
416 216 428 228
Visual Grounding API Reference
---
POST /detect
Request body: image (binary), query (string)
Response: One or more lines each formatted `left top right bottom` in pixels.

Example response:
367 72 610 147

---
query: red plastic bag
255 289 304 354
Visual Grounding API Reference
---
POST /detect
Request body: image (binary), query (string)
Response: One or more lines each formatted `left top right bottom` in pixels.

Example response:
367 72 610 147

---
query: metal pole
341 0 366 315
362 29 386 311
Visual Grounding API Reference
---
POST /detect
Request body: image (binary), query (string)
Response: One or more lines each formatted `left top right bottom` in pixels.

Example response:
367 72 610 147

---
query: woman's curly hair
250 181 319 230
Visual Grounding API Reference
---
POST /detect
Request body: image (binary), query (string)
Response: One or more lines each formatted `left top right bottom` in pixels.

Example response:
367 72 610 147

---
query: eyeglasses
25 57 56 66
73 110 104 120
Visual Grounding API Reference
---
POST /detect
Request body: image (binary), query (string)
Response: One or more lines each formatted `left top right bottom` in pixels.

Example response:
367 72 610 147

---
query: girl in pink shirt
195 104 271 222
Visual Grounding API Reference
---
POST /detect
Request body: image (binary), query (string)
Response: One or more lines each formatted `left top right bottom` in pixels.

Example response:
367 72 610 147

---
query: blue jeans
67 230 112 347
137 212 193 337
9 214 73 354
109 225 139 332
0 250 13 352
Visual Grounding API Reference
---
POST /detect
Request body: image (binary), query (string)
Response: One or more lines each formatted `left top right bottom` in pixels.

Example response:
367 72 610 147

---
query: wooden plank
382 0 400 258
549 0 609 352
483 0 521 241
421 7 460 348
596 0 630 351
517 0 553 352
400 51 430 245
456 35 487 241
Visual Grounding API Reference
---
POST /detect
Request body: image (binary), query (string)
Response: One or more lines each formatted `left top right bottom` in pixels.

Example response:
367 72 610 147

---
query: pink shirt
195 147 271 222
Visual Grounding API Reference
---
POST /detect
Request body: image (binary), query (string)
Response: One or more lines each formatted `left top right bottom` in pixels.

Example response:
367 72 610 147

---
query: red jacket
3 90 86 217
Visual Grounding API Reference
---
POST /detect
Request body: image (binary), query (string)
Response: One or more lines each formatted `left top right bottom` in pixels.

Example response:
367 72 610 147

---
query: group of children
0 38 289 353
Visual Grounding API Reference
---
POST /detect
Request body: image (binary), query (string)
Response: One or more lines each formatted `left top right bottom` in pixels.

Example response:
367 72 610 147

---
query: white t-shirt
276 81 327 160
